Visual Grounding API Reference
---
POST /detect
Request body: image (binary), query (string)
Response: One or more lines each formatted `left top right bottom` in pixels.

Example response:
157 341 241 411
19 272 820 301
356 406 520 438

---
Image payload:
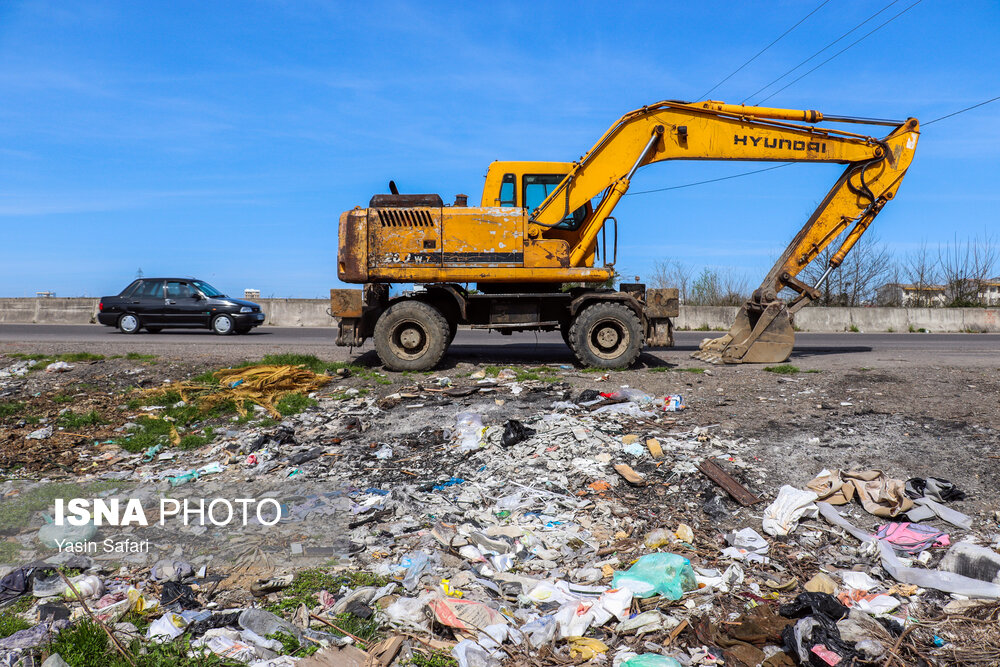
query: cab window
498 173 516 207
523 174 587 230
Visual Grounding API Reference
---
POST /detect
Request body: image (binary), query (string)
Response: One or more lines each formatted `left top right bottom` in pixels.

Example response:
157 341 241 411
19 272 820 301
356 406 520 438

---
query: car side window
138 280 165 298
499 173 516 207
166 281 193 299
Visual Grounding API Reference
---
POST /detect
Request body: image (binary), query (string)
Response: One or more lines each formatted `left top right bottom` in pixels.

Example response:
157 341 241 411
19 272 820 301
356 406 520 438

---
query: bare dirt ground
2 333 999 665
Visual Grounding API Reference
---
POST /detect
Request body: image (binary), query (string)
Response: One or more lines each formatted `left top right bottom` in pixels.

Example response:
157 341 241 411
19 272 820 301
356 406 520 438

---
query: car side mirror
192 292 204 300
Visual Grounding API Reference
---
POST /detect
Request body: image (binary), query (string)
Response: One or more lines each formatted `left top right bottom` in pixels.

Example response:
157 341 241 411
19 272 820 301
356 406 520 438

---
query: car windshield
192 280 225 297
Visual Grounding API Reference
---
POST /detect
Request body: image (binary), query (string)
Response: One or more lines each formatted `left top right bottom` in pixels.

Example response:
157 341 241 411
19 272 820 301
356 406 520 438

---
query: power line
625 163 794 196
742 0 900 105
697 0 831 101
757 0 923 104
924 95 1000 126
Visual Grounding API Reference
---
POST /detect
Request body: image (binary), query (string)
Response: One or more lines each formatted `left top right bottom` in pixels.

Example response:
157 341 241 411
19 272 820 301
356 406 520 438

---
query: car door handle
166 300 176 304
131 300 140 304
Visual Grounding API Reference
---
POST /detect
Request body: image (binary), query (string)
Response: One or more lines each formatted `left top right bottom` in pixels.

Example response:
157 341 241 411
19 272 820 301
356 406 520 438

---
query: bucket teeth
692 303 795 364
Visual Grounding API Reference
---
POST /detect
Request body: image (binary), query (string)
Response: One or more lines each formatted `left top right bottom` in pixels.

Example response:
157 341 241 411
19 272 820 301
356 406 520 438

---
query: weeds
648 367 704 374
0 481 126 533
848 324 860 333
267 568 388 616
405 652 459 667
764 364 800 374
0 402 25 420
0 610 31 639
57 410 105 428
275 393 317 416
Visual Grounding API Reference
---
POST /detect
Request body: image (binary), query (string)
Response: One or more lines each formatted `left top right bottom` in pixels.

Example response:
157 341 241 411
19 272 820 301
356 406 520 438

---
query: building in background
244 289 261 299
876 283 947 307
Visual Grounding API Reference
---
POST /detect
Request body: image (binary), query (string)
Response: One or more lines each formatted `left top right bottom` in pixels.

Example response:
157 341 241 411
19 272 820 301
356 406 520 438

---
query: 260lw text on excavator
330 98 919 371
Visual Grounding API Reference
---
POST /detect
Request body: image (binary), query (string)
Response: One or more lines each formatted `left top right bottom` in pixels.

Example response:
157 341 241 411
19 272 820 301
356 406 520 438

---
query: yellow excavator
331 99 919 370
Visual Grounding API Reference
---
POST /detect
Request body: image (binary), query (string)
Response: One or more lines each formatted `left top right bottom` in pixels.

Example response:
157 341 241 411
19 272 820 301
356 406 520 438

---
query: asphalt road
1 324 997 369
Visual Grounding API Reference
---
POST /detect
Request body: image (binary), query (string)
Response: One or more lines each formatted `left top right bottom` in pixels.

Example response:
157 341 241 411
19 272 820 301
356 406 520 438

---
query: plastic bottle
38 518 97 550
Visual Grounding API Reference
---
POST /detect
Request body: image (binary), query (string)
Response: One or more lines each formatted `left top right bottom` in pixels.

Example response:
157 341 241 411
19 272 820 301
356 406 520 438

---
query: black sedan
97 278 265 334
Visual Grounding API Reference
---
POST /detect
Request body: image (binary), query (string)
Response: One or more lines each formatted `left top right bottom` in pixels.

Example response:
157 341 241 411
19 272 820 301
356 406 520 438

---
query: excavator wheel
569 302 643 369
559 319 574 351
373 300 449 371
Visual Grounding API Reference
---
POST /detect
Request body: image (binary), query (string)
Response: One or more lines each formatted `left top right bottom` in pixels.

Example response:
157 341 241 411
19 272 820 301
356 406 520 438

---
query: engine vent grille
377 209 435 227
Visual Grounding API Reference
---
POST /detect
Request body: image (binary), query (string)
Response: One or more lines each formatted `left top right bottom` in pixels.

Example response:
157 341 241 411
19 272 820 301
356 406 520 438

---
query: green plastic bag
611 552 697 600
621 654 683 667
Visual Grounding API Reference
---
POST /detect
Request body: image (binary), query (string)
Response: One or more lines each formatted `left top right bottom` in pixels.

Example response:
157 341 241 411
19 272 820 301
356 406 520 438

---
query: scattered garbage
0 354 996 666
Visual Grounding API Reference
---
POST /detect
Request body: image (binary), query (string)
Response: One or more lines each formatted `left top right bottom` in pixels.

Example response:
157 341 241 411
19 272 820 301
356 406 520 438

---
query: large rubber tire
373 300 449 371
560 319 574 351
118 313 141 334
569 302 643 369
447 320 458 345
211 314 235 335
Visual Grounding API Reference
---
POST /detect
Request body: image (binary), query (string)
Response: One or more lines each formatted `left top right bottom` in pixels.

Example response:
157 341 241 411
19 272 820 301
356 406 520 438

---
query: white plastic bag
762 486 818 536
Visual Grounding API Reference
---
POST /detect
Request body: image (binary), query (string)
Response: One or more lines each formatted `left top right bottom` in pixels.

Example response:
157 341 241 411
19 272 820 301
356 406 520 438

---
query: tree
938 232 999 306
799 234 894 306
688 268 749 306
902 242 940 307
650 260 692 303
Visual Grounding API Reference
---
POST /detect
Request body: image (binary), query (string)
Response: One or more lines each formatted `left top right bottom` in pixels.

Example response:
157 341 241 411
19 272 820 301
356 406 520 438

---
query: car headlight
240 306 253 313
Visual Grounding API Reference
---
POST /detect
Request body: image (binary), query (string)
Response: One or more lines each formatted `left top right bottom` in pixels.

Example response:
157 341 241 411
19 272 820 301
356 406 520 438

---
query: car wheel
211 314 235 335
118 314 141 334
145 327 162 334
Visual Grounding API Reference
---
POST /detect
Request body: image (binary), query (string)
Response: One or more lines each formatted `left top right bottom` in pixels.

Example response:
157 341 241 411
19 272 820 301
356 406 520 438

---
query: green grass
114 416 175 453
51 394 75 403
125 352 157 361
57 410 105 428
178 428 215 450
266 568 388 617
0 610 32 639
764 364 800 374
0 539 22 563
0 402 25 420
648 366 704 374
275 393 317 416
47 620 244 666
0 481 127 534
269 631 319 657
805 369 821 373
848 324 860 333
405 652 459 667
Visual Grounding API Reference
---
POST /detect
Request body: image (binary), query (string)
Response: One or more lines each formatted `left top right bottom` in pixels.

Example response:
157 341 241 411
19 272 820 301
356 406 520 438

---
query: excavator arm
530 99 919 363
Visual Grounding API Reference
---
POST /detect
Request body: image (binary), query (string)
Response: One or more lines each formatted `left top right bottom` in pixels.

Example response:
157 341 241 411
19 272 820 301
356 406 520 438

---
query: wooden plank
698 458 760 506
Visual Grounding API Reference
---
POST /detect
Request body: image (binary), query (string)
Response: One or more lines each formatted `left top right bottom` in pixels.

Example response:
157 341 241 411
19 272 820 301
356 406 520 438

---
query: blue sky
1 0 997 297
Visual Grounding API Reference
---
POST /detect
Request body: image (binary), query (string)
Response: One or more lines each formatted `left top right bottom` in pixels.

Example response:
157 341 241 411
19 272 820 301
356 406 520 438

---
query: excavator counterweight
331 100 919 370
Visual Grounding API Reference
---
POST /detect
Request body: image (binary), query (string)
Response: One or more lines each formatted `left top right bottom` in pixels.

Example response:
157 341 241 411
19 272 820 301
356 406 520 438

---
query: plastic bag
147 612 187 642
762 485 818 536
38 520 97 550
500 420 535 447
455 413 484 452
611 552 697 600
401 551 431 591
521 615 556 648
621 655 682 667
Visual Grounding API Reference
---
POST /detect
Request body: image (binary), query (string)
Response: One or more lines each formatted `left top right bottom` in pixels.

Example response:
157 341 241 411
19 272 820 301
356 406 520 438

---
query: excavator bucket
692 302 795 364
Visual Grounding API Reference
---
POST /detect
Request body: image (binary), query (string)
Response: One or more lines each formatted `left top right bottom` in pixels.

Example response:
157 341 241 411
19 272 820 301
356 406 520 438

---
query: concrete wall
676 304 1000 333
1 297 999 332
